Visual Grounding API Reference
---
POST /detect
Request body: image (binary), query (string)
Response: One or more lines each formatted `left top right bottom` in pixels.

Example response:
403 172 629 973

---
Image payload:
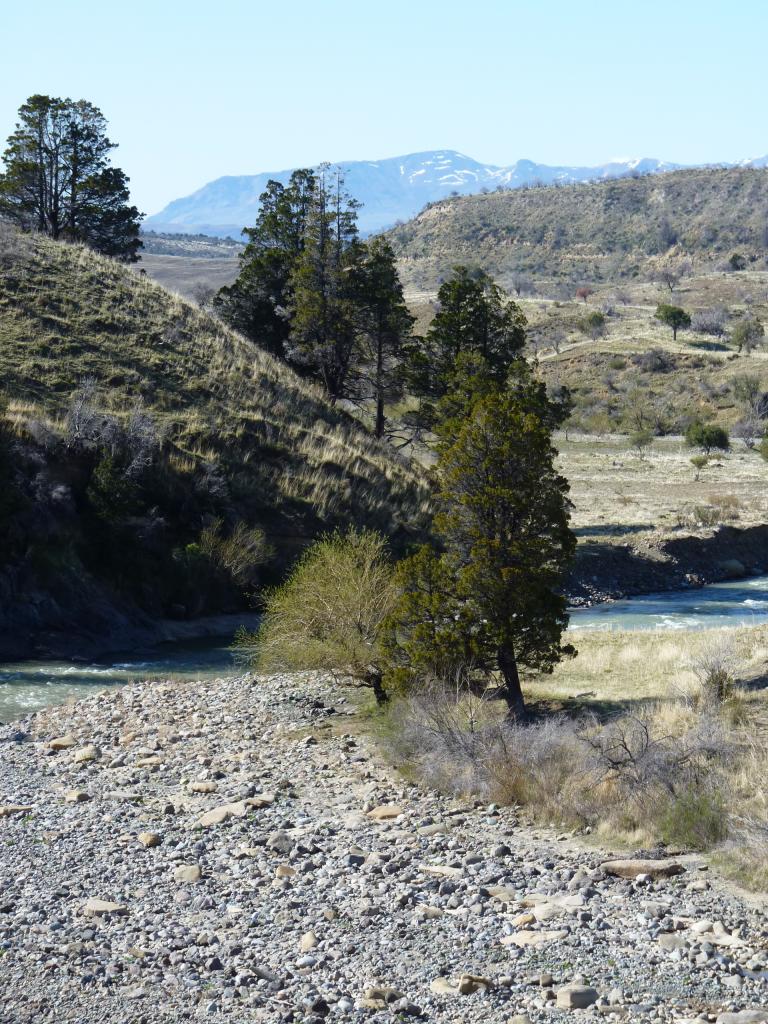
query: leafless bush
691 307 728 337
690 635 738 707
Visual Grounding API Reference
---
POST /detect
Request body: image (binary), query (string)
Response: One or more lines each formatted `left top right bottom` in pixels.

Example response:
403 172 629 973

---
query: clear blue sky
2 0 765 215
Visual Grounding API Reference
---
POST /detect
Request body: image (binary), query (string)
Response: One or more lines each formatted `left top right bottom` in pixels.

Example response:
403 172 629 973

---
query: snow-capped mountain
144 150 765 237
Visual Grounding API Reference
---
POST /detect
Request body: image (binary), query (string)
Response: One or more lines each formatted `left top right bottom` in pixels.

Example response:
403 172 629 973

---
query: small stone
508 1016 532 1024
83 898 127 917
366 804 403 821
65 790 91 803
174 864 203 884
556 984 599 1009
0 805 33 818
430 978 457 996
299 930 318 952
73 745 100 764
364 986 404 1003
457 974 493 995
197 801 249 828
48 735 77 751
716 1013 768 1024
275 864 296 878
601 858 684 880
188 781 218 793
137 832 161 848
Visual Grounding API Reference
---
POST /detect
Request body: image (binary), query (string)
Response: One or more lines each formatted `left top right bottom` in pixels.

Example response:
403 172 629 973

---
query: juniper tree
214 169 317 358
404 265 526 428
655 303 691 340
389 369 576 718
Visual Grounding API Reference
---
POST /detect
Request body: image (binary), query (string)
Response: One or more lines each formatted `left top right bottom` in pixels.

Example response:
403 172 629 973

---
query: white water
0 636 241 724
570 575 768 632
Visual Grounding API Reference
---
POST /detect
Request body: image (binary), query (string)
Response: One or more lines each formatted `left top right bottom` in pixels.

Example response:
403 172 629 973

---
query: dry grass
0 230 432 550
378 624 768 886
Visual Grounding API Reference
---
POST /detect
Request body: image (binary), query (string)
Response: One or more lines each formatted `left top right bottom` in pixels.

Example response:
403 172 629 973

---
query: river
570 575 768 632
4 576 768 724
0 636 242 724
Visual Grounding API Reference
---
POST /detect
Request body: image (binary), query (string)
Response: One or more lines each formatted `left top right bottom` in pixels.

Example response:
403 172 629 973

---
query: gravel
0 671 766 1023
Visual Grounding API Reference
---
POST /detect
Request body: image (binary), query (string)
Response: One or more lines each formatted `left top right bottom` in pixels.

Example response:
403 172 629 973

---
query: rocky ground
0 672 767 1024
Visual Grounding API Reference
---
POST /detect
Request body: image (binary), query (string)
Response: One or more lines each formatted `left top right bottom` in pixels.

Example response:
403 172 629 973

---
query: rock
556 984 599 1009
716 1013 768 1024
501 929 568 948
299 930 318 952
73 744 100 764
366 804 403 821
601 858 684 880
266 829 293 854
363 986 404 1003
508 1016 533 1024
64 790 90 803
457 974 493 995
48 735 77 751
275 864 296 878
174 864 203 884
137 831 161 848
658 933 688 951
718 558 746 579
198 801 247 827
188 780 218 793
0 804 33 817
135 755 163 767
418 863 463 878
83 898 128 917
430 978 458 996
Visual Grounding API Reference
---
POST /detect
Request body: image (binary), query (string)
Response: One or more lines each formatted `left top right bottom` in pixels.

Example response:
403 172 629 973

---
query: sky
2 0 766 216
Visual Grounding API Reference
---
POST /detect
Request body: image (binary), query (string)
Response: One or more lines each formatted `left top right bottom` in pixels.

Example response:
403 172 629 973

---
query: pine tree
0 95 142 260
286 167 361 400
349 237 414 437
214 170 316 358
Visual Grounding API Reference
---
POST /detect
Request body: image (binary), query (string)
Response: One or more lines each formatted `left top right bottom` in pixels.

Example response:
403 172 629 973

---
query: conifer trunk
497 643 526 719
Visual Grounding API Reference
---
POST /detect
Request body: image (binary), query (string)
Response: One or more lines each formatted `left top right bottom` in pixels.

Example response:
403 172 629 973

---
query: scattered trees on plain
0 95 142 260
655 303 691 340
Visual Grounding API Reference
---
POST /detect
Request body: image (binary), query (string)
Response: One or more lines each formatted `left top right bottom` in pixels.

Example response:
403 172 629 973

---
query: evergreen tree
389 368 575 718
349 237 415 436
0 94 142 260
286 167 361 400
404 265 526 426
214 170 316 358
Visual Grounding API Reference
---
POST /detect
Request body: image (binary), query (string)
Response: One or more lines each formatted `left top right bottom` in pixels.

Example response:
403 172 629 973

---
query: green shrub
658 787 728 850
685 421 730 453
238 528 397 704
578 311 606 338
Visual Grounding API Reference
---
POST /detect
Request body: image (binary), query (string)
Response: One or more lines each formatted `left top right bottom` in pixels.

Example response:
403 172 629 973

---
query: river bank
1 671 767 1023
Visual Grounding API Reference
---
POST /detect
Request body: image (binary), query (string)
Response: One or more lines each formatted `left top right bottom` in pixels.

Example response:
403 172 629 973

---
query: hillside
145 149 688 237
0 226 431 658
387 167 768 292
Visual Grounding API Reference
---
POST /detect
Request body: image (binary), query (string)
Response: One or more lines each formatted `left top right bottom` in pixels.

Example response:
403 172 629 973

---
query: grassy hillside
388 167 768 292
0 226 431 656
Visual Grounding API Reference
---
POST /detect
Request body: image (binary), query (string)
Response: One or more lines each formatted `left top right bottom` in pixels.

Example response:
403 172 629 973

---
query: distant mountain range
144 149 768 238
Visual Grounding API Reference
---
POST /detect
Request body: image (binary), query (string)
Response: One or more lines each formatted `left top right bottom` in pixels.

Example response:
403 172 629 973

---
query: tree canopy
0 94 142 260
655 303 691 340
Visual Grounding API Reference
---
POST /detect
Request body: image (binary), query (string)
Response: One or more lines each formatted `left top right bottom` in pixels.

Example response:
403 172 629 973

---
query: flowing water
570 575 768 632
0 636 241 724
4 576 768 724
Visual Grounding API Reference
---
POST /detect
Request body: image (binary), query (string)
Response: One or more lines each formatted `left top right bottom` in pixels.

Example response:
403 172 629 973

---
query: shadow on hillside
573 524 651 538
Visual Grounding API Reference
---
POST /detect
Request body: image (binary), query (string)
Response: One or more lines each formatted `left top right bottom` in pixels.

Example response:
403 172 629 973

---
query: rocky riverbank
1 672 767 1023
569 524 768 606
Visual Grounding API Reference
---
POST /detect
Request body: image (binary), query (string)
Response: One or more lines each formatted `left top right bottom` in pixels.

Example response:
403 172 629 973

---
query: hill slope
0 227 430 658
145 150 687 237
387 167 768 292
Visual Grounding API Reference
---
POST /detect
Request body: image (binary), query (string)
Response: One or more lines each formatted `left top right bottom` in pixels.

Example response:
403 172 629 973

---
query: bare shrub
691 307 728 337
690 634 738 707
